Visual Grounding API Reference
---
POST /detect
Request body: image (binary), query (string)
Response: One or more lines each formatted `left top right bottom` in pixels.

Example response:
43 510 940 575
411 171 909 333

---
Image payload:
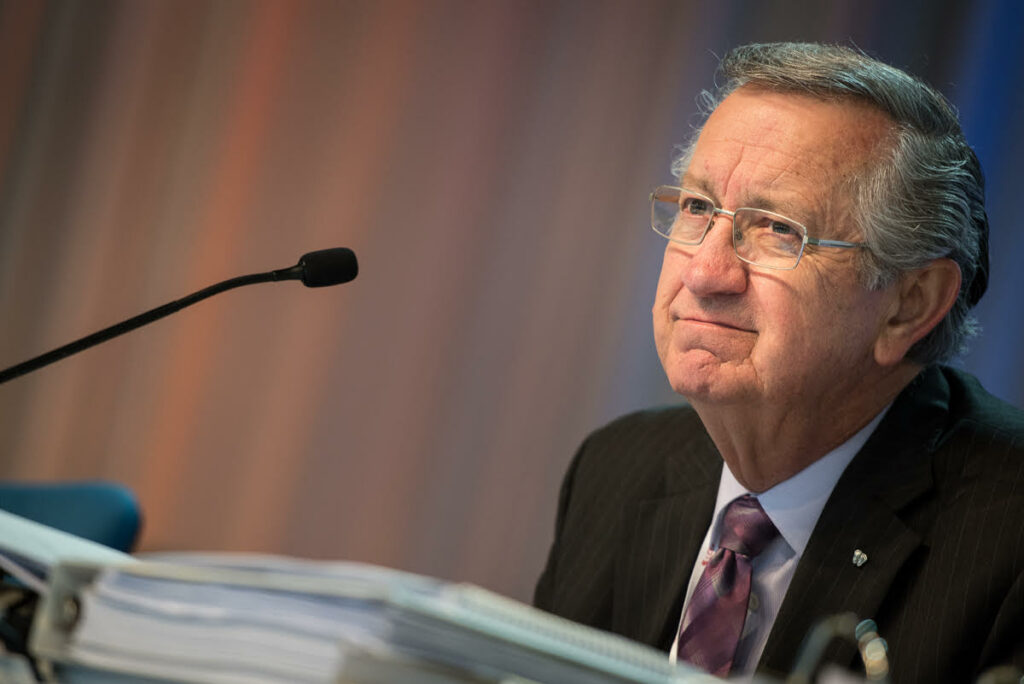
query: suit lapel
612 411 721 649
758 367 950 676
758 488 924 674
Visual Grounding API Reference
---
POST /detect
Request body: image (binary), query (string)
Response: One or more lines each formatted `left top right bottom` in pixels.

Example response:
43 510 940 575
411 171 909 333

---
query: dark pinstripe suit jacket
535 365 1024 682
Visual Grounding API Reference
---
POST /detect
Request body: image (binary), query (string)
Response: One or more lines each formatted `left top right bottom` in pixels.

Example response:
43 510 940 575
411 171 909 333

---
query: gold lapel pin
852 549 868 567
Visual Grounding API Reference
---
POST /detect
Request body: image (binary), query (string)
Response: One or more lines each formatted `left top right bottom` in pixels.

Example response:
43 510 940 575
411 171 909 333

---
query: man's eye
770 221 797 236
681 198 712 215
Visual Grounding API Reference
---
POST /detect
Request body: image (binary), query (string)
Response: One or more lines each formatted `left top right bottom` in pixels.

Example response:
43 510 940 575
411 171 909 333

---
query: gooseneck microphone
269 247 358 288
0 248 357 386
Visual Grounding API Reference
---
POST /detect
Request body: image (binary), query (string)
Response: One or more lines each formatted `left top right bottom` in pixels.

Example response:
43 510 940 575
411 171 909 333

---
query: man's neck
690 362 922 492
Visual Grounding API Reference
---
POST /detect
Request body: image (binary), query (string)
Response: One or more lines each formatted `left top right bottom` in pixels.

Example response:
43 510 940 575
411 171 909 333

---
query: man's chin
665 351 755 404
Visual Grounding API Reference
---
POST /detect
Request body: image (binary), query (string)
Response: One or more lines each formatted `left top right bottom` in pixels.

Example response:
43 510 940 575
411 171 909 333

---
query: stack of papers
0 511 717 683
28 553 719 684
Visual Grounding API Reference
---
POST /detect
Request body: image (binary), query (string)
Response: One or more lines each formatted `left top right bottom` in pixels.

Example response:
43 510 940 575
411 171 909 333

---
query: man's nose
679 214 748 297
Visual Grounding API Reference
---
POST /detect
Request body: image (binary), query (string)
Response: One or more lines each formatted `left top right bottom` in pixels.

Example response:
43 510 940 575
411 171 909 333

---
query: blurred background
0 0 1021 602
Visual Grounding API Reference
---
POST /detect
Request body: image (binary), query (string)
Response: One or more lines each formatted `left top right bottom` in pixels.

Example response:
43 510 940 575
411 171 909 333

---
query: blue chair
0 481 141 552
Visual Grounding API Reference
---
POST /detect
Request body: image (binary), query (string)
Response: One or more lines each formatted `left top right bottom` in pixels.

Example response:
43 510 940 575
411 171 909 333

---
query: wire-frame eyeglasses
650 185 865 270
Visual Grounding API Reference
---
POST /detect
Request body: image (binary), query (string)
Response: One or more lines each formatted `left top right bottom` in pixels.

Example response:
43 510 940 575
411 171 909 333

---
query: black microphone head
298 248 358 287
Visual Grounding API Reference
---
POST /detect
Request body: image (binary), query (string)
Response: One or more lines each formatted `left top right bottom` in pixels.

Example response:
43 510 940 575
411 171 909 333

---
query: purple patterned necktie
676 494 779 677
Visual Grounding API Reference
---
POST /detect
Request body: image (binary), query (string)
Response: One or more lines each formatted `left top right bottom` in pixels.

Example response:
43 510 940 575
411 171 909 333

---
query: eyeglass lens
651 187 806 269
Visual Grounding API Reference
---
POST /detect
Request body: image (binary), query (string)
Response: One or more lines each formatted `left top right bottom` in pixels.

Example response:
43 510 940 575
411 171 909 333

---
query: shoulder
536 405 720 614
938 365 1024 440
584 404 706 450
570 404 712 476
881 365 1024 467
557 404 719 512
928 366 1024 485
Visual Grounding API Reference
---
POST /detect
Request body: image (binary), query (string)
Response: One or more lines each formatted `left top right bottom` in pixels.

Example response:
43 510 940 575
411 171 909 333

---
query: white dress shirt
670 408 889 677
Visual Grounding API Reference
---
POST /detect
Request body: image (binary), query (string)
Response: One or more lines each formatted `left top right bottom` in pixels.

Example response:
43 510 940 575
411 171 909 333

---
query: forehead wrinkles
685 89 893 222
689 134 825 215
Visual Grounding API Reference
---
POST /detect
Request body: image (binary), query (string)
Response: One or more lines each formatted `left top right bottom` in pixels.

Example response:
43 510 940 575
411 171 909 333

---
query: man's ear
874 258 962 366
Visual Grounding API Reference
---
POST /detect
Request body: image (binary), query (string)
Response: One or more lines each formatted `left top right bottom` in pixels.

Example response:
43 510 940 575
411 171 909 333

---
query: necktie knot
719 494 778 558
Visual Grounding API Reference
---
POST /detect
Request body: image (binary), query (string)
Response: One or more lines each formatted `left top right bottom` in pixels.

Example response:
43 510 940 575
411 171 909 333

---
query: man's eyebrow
680 175 716 199
744 193 790 214
680 176 812 222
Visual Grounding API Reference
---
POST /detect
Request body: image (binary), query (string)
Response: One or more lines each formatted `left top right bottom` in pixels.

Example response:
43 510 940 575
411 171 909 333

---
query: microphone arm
785 613 889 684
0 248 357 386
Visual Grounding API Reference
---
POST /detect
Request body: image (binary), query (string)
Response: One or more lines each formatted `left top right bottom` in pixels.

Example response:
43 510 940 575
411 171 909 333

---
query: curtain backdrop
1 0 1021 602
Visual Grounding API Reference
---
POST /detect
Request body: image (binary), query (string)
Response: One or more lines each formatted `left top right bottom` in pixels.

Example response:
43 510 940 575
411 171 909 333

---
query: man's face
652 87 899 409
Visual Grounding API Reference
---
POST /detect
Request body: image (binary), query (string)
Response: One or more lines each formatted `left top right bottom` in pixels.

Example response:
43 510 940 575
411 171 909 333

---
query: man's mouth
678 316 756 333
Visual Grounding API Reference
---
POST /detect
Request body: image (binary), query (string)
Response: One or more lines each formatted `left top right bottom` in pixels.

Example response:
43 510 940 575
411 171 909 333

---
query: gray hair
672 42 988 364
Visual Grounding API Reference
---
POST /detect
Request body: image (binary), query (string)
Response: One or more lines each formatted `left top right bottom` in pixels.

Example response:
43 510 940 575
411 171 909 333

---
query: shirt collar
710 406 890 557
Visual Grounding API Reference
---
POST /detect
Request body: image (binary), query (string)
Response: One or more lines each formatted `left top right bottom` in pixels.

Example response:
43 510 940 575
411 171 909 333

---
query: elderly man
534 43 1024 683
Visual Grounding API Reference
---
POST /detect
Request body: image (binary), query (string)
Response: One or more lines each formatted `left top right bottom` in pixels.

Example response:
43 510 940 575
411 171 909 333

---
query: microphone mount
0 248 357 385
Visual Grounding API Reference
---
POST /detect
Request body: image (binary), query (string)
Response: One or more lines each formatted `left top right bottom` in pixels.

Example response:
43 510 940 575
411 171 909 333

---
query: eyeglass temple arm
808 237 865 249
